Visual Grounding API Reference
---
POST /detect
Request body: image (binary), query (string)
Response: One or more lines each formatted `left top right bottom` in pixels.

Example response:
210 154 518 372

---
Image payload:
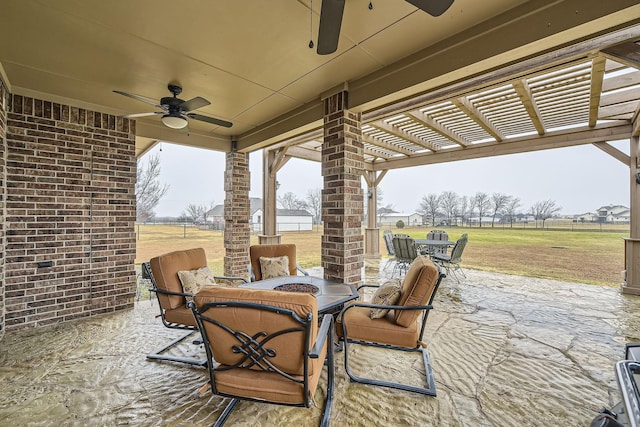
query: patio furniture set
383 229 468 281
142 244 445 426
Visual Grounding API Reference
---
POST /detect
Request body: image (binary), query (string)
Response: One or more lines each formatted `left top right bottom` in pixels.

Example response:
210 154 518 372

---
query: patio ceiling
0 1 639 165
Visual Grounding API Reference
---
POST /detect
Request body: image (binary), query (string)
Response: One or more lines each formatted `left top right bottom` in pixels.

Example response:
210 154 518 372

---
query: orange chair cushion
194 287 321 377
249 244 298 281
336 306 419 348
163 304 197 327
395 256 439 327
150 248 208 310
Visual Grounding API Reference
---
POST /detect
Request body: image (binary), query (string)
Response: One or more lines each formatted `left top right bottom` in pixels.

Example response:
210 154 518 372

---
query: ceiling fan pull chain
309 0 315 49
369 1 374 10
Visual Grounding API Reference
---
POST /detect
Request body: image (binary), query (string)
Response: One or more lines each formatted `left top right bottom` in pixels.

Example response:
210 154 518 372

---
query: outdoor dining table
240 275 359 316
414 238 455 255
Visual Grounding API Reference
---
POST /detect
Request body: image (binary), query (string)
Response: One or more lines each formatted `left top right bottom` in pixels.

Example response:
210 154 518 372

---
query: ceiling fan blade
179 96 211 112
113 90 162 108
405 0 454 16
187 113 233 128
317 0 345 55
122 111 162 118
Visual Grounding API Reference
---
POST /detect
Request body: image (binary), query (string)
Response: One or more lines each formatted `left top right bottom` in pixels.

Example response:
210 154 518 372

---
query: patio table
241 275 359 316
414 239 455 256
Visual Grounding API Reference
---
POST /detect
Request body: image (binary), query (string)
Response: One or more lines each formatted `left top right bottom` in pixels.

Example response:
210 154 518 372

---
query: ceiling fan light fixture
161 114 188 129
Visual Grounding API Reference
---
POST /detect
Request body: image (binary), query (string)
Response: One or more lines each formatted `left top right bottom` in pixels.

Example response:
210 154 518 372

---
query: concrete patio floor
1 259 639 426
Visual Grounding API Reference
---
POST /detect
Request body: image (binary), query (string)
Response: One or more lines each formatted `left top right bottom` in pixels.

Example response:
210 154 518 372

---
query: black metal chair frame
189 299 334 427
142 261 247 367
339 269 445 396
382 230 396 271
432 233 468 282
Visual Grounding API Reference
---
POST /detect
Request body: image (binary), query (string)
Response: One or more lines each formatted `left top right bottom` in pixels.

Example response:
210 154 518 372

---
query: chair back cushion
194 286 319 376
150 248 208 310
250 244 298 281
392 236 417 262
450 233 468 263
395 256 440 327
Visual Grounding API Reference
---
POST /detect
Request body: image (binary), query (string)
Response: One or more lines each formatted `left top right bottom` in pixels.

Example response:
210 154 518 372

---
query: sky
143 139 630 218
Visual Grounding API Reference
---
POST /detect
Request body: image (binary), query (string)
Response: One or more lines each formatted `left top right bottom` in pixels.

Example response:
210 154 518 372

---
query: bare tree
439 191 459 226
473 192 491 227
202 200 216 223
530 199 561 228
278 192 308 210
418 194 440 226
490 192 509 227
306 189 321 224
184 203 207 223
136 153 169 222
504 197 521 227
458 195 470 227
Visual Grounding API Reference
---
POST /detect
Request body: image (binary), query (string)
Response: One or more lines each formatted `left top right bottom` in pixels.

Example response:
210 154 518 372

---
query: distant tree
184 203 207 223
473 192 491 227
490 192 509 227
439 191 459 226
418 194 440 226
530 199 562 228
503 197 521 227
306 189 322 224
136 153 169 222
278 192 308 210
458 195 470 227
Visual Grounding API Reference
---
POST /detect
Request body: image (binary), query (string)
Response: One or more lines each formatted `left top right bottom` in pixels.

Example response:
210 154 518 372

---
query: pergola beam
593 141 631 165
405 111 467 147
452 97 504 142
513 79 546 135
369 121 436 152
589 56 607 127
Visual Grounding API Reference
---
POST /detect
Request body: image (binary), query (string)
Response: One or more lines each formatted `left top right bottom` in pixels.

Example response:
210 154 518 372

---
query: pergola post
363 170 387 259
623 134 640 295
223 151 251 279
0 80 7 338
259 149 281 244
321 90 364 285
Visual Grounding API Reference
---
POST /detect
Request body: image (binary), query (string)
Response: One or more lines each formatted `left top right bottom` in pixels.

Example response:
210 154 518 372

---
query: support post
623 135 640 295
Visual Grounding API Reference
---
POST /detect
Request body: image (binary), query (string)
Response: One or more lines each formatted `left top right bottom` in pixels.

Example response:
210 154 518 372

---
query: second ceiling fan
317 0 454 55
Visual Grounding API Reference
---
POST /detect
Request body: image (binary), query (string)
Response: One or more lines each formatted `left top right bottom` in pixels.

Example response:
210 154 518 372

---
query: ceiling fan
317 0 454 55
113 84 232 130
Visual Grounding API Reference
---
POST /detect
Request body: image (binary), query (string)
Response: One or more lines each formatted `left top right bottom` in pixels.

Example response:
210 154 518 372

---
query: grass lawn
135 224 628 287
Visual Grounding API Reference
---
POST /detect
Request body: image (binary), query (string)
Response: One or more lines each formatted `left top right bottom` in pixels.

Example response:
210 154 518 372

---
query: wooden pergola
260 27 640 293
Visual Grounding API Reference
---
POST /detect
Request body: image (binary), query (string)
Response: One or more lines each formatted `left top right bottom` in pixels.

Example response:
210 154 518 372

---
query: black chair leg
146 330 207 367
214 398 241 427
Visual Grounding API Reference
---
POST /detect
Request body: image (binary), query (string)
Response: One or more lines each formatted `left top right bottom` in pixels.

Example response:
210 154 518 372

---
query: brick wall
223 151 250 279
3 94 136 331
322 91 364 285
0 81 7 338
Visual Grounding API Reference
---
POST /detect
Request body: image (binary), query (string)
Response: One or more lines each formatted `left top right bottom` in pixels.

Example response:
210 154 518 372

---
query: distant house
206 197 313 231
378 212 422 227
575 212 599 223
596 204 630 223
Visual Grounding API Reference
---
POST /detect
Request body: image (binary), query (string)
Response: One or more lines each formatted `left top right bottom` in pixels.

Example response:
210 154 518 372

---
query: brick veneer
321 91 364 285
3 94 136 331
223 151 250 279
0 81 7 338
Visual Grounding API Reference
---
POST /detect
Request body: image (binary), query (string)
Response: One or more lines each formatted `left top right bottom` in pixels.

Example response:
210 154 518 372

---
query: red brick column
4 95 136 331
0 81 7 338
223 151 250 279
322 91 364 285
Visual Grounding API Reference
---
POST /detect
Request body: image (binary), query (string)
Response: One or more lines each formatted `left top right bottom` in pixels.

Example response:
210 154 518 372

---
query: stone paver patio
1 260 639 426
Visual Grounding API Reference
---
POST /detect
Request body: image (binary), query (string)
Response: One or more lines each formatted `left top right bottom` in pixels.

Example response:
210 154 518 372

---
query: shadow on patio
1 259 639 426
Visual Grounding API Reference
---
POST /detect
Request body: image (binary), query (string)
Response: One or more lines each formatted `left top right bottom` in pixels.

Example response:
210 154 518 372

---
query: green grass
135 224 628 287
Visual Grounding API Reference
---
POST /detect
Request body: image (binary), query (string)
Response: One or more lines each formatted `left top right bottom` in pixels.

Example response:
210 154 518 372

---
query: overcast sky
144 139 630 218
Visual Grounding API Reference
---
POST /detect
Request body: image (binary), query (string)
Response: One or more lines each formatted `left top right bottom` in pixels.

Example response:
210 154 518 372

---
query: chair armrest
248 264 256 282
151 287 195 298
340 301 434 317
310 314 334 359
356 284 380 291
296 264 309 276
214 275 249 284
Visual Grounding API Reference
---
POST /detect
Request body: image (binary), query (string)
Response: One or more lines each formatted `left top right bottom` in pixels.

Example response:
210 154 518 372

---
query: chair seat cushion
213 341 326 405
336 306 419 348
163 304 197 327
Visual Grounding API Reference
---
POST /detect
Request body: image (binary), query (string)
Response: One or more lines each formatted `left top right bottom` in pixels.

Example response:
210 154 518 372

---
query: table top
414 239 455 246
241 275 359 315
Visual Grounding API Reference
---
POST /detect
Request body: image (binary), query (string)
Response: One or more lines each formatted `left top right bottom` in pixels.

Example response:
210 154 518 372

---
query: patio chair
391 235 418 277
422 229 450 257
382 229 396 271
145 248 247 366
248 243 309 281
190 286 334 427
432 233 468 282
336 256 445 396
